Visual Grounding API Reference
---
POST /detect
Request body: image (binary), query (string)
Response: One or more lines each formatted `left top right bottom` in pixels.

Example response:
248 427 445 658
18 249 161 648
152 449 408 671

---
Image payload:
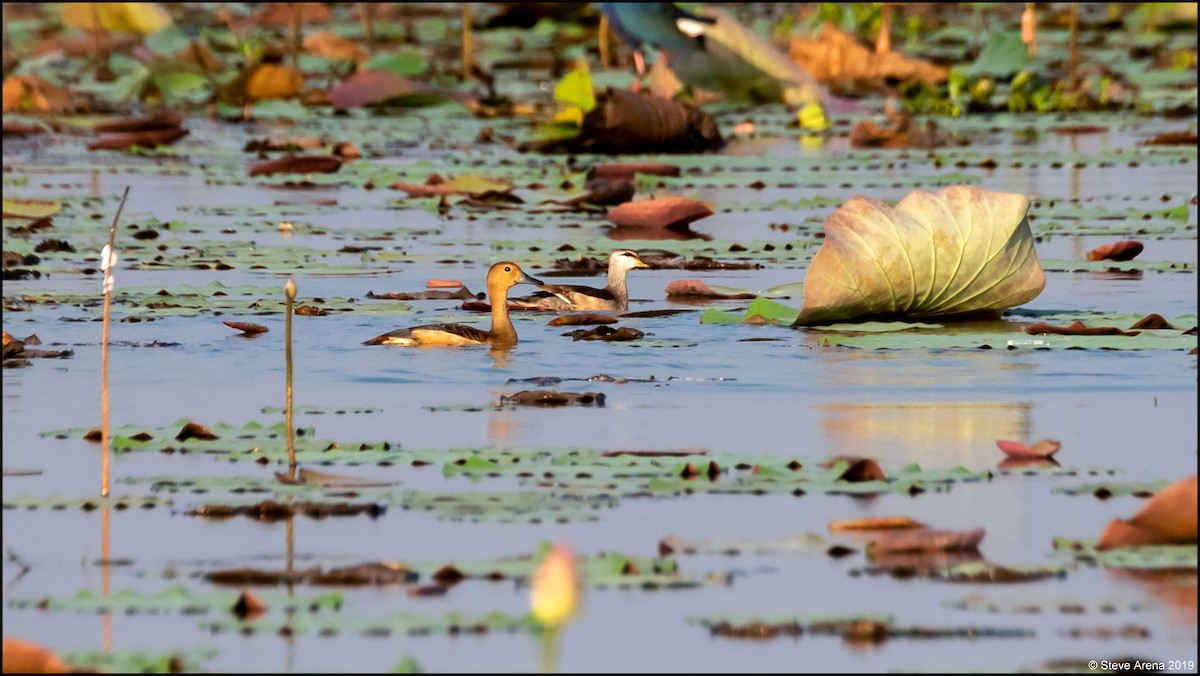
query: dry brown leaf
231 590 267 620
175 420 217 441
87 127 188 151
868 527 986 555
1086 240 1144 262
546 313 618 327
328 71 431 109
222 321 268 335
789 23 947 93
588 163 682 180
1 638 72 674
995 438 1062 459
246 64 303 101
248 156 342 177
822 456 887 483
303 31 366 63
829 517 925 532
2 75 71 114
664 279 756 300
1129 313 1174 330
606 196 713 230
1024 320 1139 337
1097 475 1198 550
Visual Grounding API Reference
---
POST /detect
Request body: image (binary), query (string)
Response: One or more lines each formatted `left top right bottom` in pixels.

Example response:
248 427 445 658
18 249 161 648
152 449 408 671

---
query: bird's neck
487 285 517 346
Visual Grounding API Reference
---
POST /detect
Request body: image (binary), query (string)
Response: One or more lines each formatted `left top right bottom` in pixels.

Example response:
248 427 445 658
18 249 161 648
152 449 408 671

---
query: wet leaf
499 390 606 407
995 438 1062 459
222 321 268 335
1086 240 1145 262
606 196 713 230
829 517 925 533
249 156 342 177
1097 475 1198 550
327 71 439 109
867 528 986 556
1024 320 1140 337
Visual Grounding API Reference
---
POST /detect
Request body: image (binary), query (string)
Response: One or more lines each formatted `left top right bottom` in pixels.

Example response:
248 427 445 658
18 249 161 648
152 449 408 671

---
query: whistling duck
364 262 542 348
511 249 649 313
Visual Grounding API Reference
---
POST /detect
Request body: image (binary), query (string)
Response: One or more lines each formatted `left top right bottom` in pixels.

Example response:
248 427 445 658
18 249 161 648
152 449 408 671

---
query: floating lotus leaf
794 186 1046 325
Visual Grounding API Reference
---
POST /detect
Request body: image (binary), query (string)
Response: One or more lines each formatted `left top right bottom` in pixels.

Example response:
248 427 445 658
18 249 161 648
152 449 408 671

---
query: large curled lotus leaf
794 186 1045 326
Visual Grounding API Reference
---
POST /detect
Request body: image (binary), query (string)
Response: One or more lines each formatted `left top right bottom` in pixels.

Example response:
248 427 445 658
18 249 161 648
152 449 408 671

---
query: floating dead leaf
367 288 477 301
175 421 217 441
1128 314 1174 330
246 63 304 101
244 136 323 153
829 517 925 533
823 456 887 483
1086 240 1144 262
87 127 189 151
1050 125 1109 135
231 590 267 620
1097 475 1198 550
547 314 617 327
995 438 1061 459
249 156 342 177
867 528 986 555
1140 131 1198 146
603 448 707 458
549 178 636 208
790 23 947 93
588 163 681 180
190 500 385 522
607 196 713 231
2 75 71 113
499 390 606 407
332 141 360 159
94 110 182 134
564 326 645 342
2 198 61 219
274 468 396 488
526 88 723 154
1024 320 1139 337
427 279 464 289
313 562 414 586
303 31 366 63
849 109 956 150
223 321 268 335
1 637 72 674
432 565 466 586
2 121 46 137
328 70 434 108
391 174 513 198
664 279 756 300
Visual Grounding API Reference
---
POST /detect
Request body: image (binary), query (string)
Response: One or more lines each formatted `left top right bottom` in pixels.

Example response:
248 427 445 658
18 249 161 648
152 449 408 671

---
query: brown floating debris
823 456 887 483
189 500 385 522
547 313 618 327
94 110 183 134
223 321 268 335
602 448 707 458
1024 320 1140 337
664 279 756 300
1086 240 1143 262
1128 313 1174 330
829 517 925 533
87 127 189 152
231 590 267 620
588 163 681 180
248 156 343 177
607 196 713 231
1140 131 1198 146
868 527 986 555
564 326 644 342
207 562 414 587
274 467 396 488
995 438 1061 459
175 421 217 442
432 565 467 586
1097 474 1197 550
500 390 606 407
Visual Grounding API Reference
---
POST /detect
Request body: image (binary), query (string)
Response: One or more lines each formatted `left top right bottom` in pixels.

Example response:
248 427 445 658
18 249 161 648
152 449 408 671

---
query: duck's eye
504 266 512 272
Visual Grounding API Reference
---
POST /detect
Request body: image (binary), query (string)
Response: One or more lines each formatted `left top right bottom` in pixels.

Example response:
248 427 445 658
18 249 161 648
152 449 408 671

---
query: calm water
3 109 1197 672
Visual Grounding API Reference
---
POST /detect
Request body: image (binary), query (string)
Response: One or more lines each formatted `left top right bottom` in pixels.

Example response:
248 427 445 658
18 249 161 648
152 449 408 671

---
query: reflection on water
1108 569 1199 628
816 401 1033 468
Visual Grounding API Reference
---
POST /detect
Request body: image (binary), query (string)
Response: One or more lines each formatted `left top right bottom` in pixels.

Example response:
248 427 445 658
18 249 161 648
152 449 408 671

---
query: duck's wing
537 282 619 309
677 7 829 106
364 323 489 346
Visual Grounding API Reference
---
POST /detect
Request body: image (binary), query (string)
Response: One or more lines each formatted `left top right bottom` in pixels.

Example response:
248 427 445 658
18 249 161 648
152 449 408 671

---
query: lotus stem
875 4 892 56
291 3 302 73
1067 3 1079 82
100 186 130 498
285 279 297 475
357 3 374 52
462 4 474 81
598 13 612 70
